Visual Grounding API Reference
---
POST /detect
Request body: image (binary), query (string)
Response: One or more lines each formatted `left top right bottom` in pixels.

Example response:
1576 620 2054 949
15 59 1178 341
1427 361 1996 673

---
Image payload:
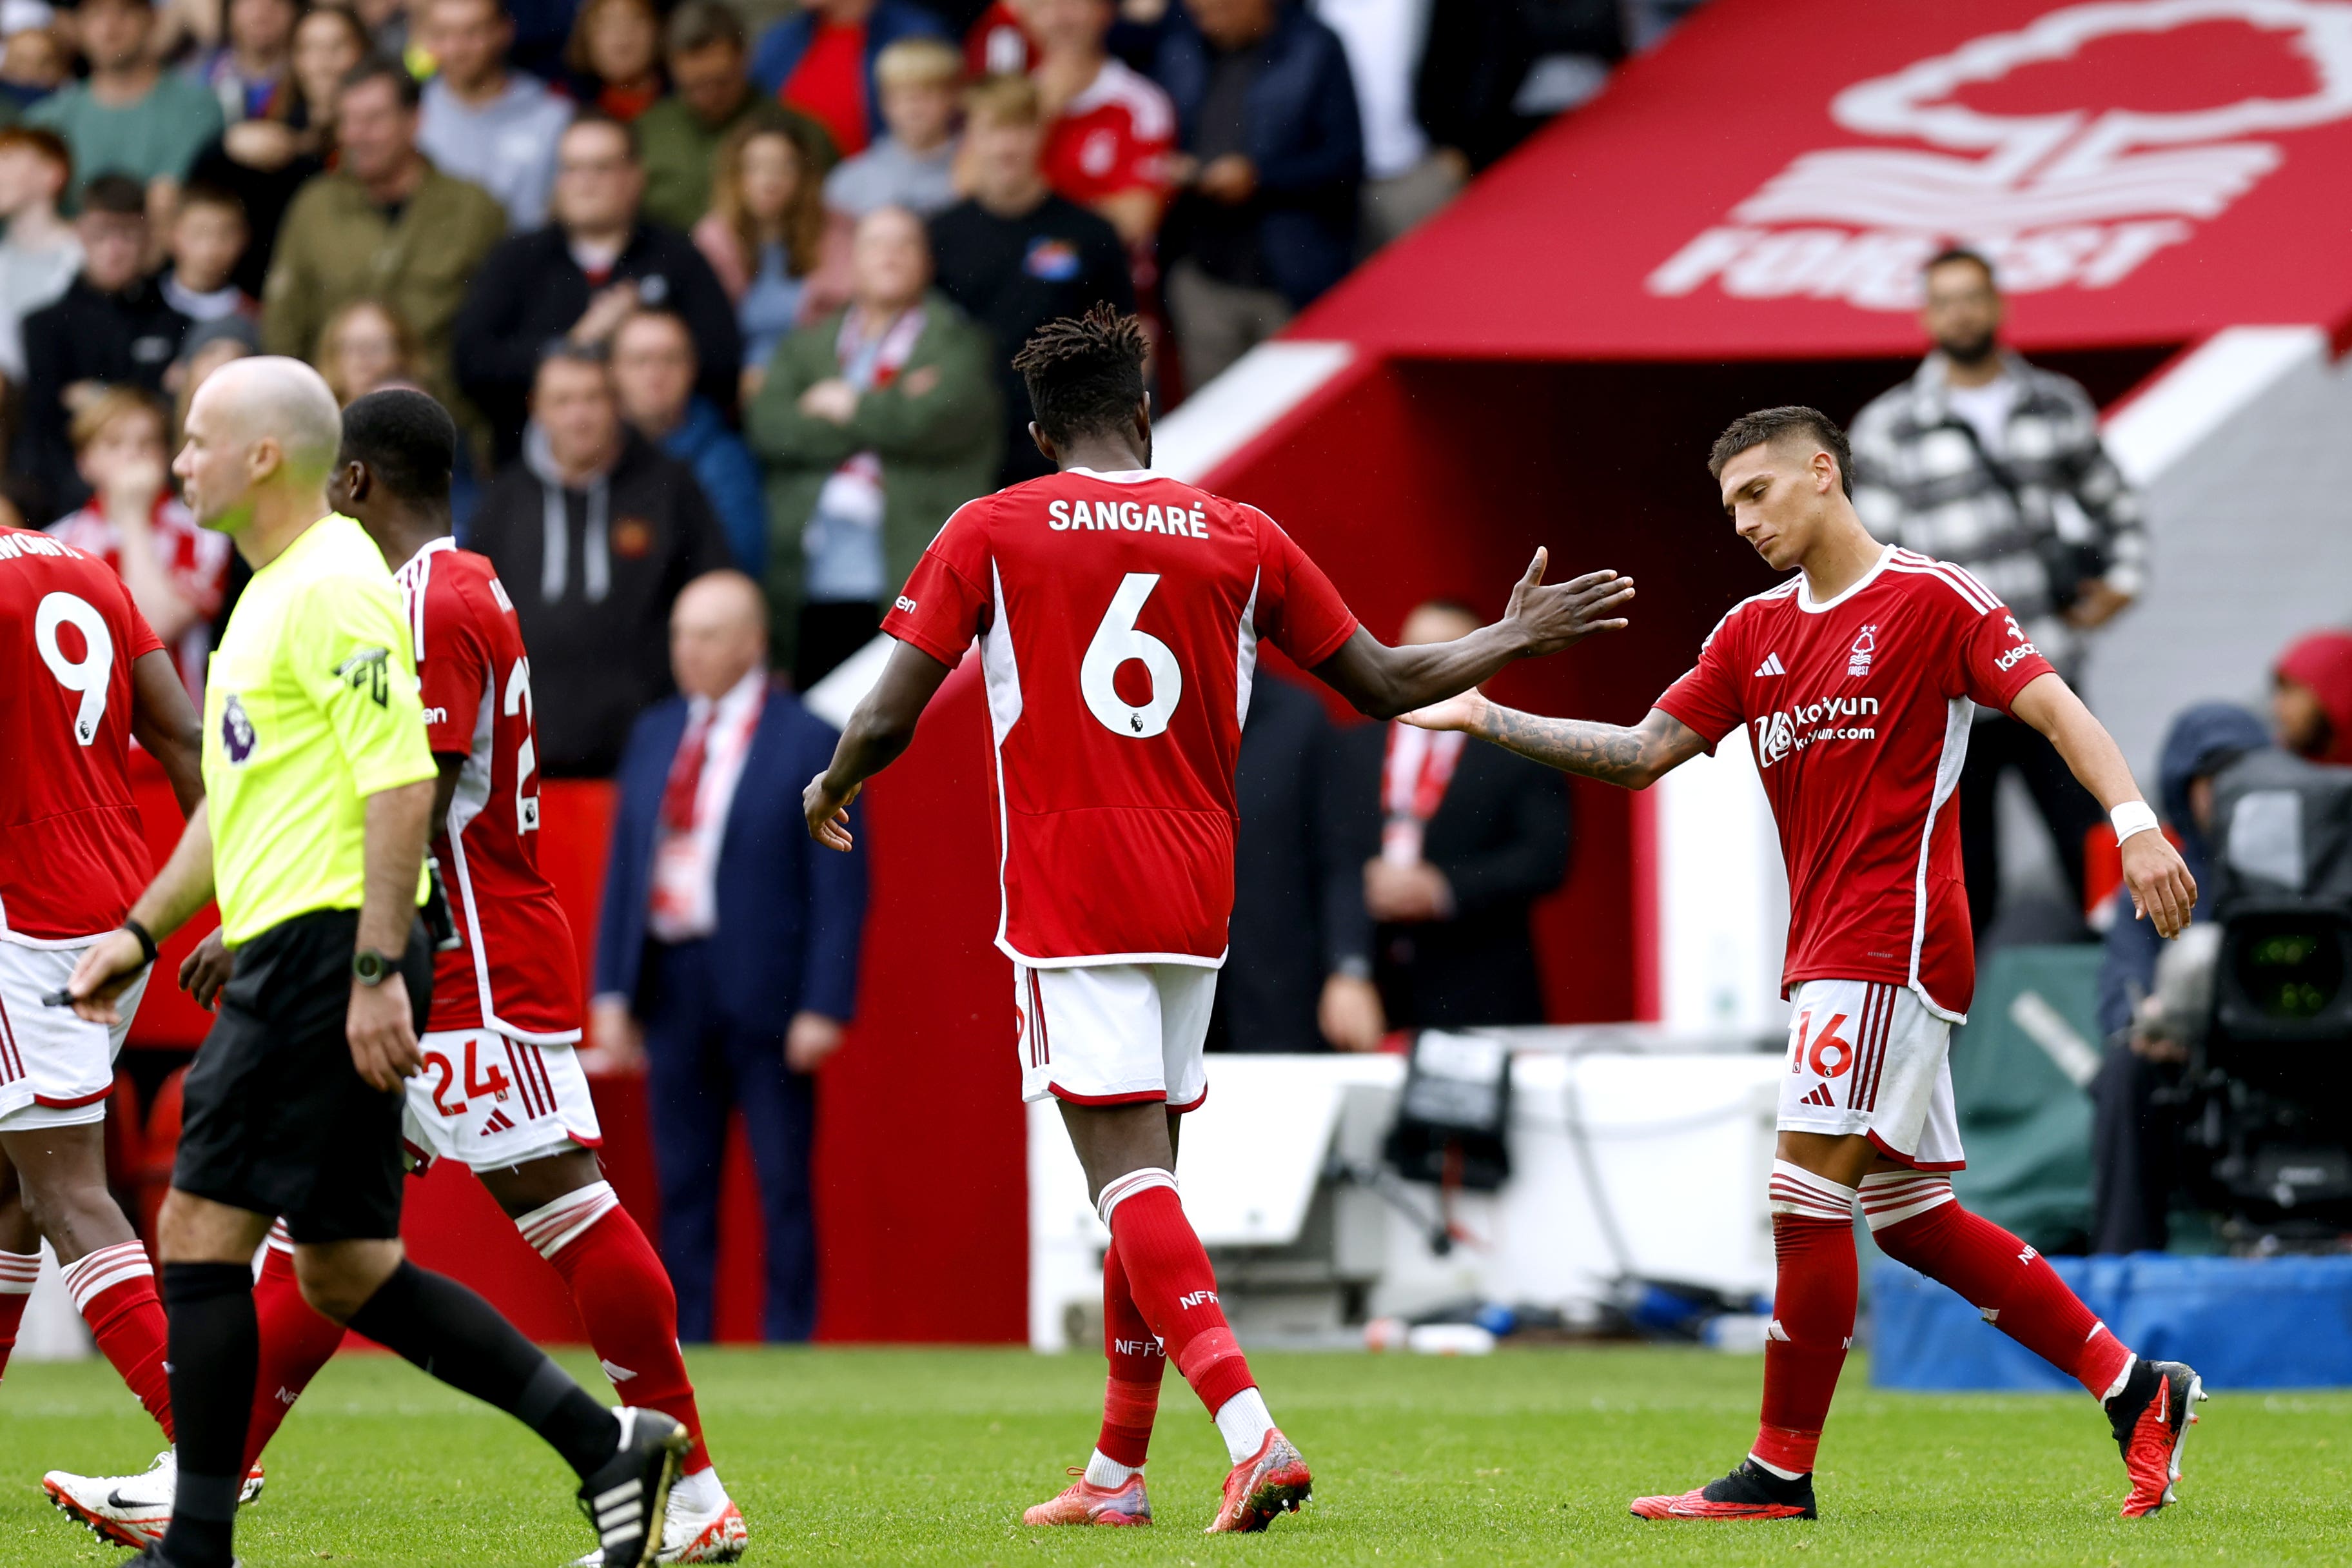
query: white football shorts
1777 978 1965 1171
1014 962 1215 1113
0 939 148 1131
401 1028 602 1172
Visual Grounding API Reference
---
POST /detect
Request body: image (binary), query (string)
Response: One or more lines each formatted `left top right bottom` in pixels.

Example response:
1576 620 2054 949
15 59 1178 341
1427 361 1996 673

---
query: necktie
660 711 711 833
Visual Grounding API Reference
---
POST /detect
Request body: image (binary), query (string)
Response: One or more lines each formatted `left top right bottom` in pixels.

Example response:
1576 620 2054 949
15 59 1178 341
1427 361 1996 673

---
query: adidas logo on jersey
1755 652 1786 677
1799 1083 1837 1108
482 1109 516 1135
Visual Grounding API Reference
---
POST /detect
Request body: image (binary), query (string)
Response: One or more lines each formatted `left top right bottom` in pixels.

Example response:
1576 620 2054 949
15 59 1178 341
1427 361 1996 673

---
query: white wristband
2111 800 2161 846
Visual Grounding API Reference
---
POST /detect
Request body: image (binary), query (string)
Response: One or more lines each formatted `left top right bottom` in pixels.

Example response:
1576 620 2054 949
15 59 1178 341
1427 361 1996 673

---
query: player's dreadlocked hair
1012 304 1148 447
1708 406 1853 499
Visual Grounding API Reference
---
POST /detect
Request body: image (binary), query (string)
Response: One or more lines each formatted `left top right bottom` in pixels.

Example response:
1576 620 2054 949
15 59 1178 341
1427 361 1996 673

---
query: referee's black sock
346 1260 621 1477
157 1260 259 1568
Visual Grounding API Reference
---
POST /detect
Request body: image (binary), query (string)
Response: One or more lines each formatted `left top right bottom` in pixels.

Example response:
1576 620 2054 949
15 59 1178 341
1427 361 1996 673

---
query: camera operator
2088 702 2269 1253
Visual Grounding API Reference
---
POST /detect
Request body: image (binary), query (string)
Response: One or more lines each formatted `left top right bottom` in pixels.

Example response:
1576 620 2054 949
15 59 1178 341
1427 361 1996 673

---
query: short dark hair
177 181 247 223
1707 406 1853 499
80 172 147 217
1012 304 1147 447
341 54 422 111
563 109 641 164
538 339 611 373
1923 246 1996 287
340 388 456 505
665 0 745 55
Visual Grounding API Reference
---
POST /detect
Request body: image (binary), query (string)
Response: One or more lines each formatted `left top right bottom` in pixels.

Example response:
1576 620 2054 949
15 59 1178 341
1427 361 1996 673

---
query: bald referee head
175 355 344 565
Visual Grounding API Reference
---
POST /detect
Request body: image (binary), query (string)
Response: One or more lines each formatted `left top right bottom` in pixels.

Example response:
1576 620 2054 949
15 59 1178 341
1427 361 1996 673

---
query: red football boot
1631 1459 1818 1521
1023 1468 1152 1526
2107 1358 2205 1518
1205 1430 1311 1533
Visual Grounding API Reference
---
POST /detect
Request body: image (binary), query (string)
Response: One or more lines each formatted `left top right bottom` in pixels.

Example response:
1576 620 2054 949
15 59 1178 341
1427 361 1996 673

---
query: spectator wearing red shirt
749 0 950 159
1032 0 1173 250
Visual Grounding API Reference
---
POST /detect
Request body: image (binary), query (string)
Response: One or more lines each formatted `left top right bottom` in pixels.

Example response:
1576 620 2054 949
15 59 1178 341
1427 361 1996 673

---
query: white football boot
43 1449 266 1549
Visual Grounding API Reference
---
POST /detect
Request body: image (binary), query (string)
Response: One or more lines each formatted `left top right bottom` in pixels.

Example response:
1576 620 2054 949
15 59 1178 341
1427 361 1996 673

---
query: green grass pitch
0 1346 2345 1566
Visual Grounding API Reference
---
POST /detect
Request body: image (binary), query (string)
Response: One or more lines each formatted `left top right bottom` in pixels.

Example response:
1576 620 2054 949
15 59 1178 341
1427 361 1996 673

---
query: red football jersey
0 527 165 943
1042 59 1175 206
884 469 1360 965
393 538 582 1041
1653 546 2057 1019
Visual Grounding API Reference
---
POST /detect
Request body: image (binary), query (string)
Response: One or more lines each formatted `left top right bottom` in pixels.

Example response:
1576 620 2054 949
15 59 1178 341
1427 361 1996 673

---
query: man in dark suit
1211 673 1384 1054
590 570 867 1342
1333 601 1571 1028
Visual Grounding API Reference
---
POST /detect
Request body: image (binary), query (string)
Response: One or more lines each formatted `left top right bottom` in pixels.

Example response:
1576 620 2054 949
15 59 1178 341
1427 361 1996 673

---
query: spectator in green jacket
638 0 833 235
747 203 998 687
30 0 223 202
261 57 505 422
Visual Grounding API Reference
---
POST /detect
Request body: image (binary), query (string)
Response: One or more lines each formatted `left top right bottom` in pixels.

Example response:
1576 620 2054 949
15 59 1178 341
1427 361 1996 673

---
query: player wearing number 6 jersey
0 525 204 1497
804 306 1637 1534
1402 407 2206 1524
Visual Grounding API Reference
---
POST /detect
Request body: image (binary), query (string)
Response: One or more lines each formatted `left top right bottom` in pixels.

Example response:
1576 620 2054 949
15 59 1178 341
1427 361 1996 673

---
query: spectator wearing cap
28 0 224 201
1030 0 1177 250
2275 630 2352 767
14 172 188 514
0 124 81 386
416 0 574 230
190 0 299 127
0 0 67 111
612 306 767 576
262 57 507 423
750 0 950 161
467 344 734 778
638 0 836 237
820 35 961 220
746 204 999 686
1154 0 1361 387
928 74 1130 487
159 182 253 322
566 0 663 122
454 112 740 463
186 1 369 299
696 119 840 387
44 384 228 696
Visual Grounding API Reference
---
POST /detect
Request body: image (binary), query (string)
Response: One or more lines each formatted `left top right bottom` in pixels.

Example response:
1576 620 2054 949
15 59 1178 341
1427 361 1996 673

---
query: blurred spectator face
337 74 421 185
1184 0 1272 51
1921 256 2003 366
737 127 804 224
582 0 659 85
2275 678 2328 758
1026 0 1110 55
171 200 248 293
2271 631 2352 765
0 138 66 219
669 37 747 125
227 0 298 59
2 26 65 90
291 6 367 116
611 311 696 433
76 0 153 72
669 571 766 700
553 119 645 234
1399 602 1478 648
423 0 511 94
850 206 930 313
181 337 252 398
879 76 957 153
77 208 148 293
321 302 409 402
75 398 168 500
533 355 623 476
966 108 1044 206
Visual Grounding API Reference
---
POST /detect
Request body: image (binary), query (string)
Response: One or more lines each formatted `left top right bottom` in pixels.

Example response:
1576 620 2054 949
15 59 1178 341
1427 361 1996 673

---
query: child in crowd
567 0 663 120
45 384 230 696
698 119 837 395
0 124 79 386
821 36 963 219
161 183 255 321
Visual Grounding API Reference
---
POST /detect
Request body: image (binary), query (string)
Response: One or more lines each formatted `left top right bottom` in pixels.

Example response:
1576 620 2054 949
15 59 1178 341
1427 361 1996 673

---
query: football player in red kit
803 306 1637 1533
1404 406 2204 1523
43 390 746 1565
0 522 207 1509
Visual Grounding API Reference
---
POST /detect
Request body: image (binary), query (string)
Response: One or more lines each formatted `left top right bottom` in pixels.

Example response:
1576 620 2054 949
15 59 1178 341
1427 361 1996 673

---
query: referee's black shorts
173 908 433 1244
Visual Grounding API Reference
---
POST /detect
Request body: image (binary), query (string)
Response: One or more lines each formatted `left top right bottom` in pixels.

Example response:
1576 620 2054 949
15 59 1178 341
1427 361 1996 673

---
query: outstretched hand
1504 551 1635 656
1400 688 1489 735
804 770 860 852
2122 830 2198 939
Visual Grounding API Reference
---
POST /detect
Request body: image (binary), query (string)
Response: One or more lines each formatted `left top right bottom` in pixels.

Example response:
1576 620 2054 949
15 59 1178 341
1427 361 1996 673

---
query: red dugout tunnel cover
1298 0 2352 359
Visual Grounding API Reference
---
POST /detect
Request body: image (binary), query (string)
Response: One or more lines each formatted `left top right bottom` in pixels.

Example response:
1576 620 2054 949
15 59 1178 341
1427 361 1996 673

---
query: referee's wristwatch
351 947 397 987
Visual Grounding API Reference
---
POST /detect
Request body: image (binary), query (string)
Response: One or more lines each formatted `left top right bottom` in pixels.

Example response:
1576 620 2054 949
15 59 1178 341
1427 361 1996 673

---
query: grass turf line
0 1346 2344 1565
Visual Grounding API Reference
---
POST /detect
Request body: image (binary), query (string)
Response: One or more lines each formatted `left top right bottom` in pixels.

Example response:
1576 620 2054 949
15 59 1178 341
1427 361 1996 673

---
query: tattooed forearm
1473 705 1705 789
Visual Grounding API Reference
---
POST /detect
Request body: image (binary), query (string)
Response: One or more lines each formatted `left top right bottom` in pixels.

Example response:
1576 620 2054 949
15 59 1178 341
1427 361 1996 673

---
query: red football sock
524 1182 712 1475
1754 1163 1858 1476
63 1240 173 1441
1863 1171 2135 1399
1098 1171 1255 1418
1095 1236 1164 1467
0 1250 39 1379
246 1228 345 1467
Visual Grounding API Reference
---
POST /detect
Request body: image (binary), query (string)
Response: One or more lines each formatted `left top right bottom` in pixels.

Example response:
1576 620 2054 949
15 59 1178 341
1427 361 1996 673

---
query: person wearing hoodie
465 344 734 777
611 305 767 576
2273 629 2352 767
2088 701 2271 1255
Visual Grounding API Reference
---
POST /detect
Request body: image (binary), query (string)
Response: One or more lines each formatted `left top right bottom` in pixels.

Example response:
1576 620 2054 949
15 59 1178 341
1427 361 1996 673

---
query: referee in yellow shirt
69 359 685 1568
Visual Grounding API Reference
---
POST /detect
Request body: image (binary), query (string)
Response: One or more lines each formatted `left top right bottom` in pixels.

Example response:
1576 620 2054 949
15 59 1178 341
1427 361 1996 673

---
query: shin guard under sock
64 1240 174 1440
0 1250 39 1380
157 1260 259 1568
345 1259 620 1477
1755 1162 1859 1476
1095 1236 1164 1469
244 1228 346 1466
1097 1171 1257 1419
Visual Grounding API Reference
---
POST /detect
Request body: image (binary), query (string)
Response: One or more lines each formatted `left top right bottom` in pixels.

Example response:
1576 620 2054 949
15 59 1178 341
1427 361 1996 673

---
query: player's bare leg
1050 1103 1310 1534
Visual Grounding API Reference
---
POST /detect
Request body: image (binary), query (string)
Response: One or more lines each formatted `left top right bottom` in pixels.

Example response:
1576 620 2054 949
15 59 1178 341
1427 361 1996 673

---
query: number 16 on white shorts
1014 963 1215 1113
402 1029 603 1171
1777 978 1966 1171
